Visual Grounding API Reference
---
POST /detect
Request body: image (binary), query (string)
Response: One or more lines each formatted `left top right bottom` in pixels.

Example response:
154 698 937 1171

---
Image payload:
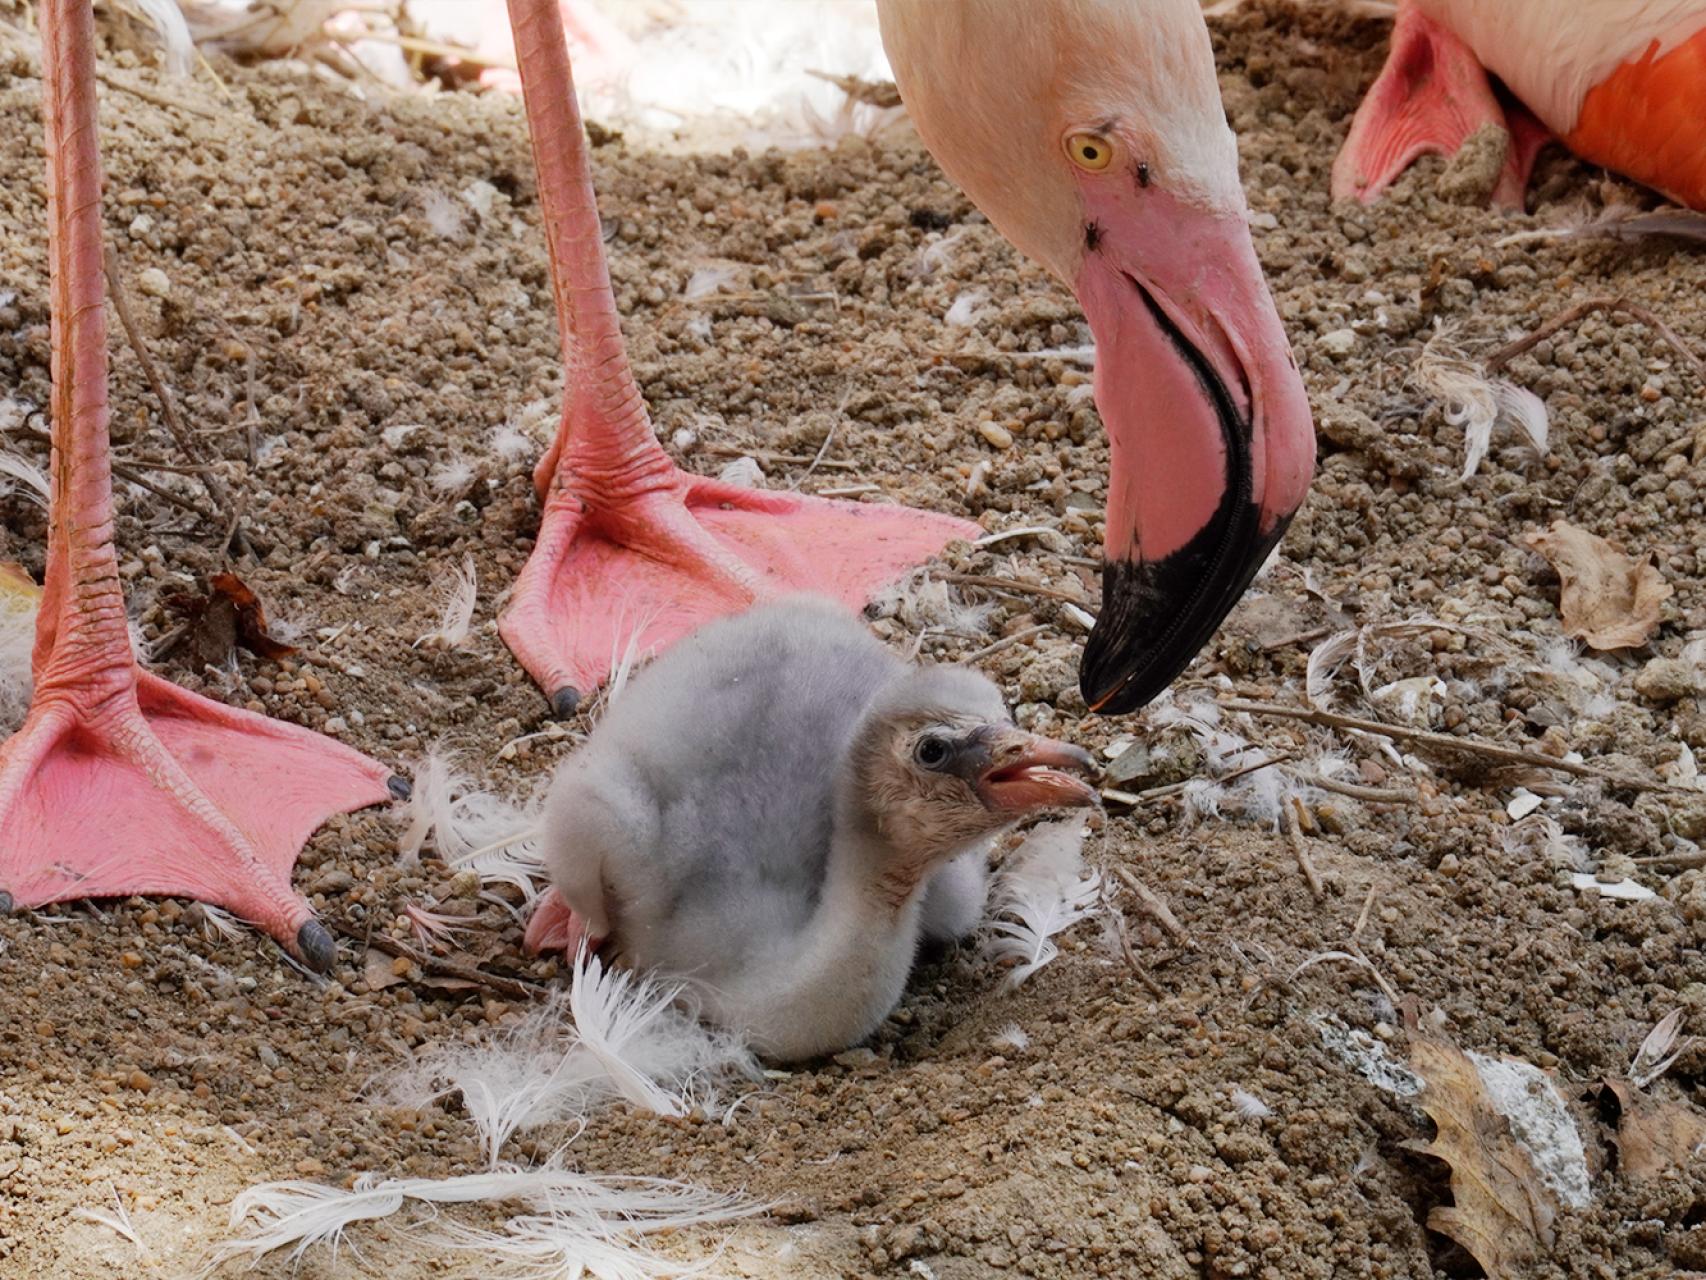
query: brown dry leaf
1404 1034 1557 1277
363 948 402 992
172 572 298 669
1602 1078 1706 1179
1523 520 1671 650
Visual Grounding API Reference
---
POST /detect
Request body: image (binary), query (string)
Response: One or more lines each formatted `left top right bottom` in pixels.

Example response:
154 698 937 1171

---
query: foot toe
551 686 581 719
387 774 413 801
296 919 336 973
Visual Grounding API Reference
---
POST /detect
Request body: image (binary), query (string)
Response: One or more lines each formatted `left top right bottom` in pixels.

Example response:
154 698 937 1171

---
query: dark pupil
1082 145 1099 160
919 737 947 766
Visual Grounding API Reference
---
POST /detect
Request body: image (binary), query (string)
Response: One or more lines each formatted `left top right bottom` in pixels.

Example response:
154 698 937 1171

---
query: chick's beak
971 729 1100 812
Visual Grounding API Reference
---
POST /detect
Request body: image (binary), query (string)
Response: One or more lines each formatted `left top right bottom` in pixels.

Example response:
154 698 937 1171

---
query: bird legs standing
0 0 399 970
498 0 977 715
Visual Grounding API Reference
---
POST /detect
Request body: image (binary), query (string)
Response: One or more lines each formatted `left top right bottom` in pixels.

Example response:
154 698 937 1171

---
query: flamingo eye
914 735 950 769
1066 132 1114 171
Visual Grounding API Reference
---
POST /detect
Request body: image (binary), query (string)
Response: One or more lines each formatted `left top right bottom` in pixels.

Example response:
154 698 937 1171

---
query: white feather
683 263 743 300
414 555 477 651
489 424 537 463
945 288 987 328
122 0 194 75
1409 332 1549 480
421 188 468 240
428 457 478 496
868 569 993 636
0 448 49 509
396 749 546 899
394 950 758 1166
1230 1088 1273 1119
984 822 1101 988
991 1022 1030 1052
216 1166 754 1274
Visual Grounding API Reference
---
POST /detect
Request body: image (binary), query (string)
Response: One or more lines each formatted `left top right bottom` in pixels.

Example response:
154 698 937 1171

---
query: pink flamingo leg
0 0 400 970
1332 1 1546 209
499 0 977 715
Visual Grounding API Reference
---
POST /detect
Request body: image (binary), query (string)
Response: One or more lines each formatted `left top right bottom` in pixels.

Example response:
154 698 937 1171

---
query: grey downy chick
538 596 1098 1062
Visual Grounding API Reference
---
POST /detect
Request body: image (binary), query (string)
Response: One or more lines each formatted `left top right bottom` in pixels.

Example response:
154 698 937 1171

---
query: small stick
1102 891 1165 998
1111 865 1190 947
1483 294 1705 381
1351 884 1378 940
700 443 858 472
788 419 839 491
1102 753 1293 808
1260 626 1331 652
95 70 220 120
940 572 1088 604
1633 850 1706 871
103 245 251 556
1308 773 1416 804
324 916 544 1001
1283 796 1326 901
964 624 1049 663
111 462 219 521
1219 698 1676 792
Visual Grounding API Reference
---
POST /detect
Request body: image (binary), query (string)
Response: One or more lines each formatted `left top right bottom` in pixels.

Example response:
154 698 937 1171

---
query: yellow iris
1066 132 1114 171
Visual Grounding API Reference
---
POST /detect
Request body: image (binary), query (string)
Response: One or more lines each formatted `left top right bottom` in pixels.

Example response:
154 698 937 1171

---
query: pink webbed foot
1332 3 1542 209
499 464 975 714
0 672 400 969
523 886 602 956
497 0 977 711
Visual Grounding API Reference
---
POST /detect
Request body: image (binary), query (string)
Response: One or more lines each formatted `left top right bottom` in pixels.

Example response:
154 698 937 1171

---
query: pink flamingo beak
1072 187 1315 714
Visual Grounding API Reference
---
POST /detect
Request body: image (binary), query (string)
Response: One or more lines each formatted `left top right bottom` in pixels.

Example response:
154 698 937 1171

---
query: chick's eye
914 735 950 769
1066 132 1114 171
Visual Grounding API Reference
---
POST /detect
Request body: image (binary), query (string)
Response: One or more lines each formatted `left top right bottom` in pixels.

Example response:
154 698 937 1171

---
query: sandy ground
2 2 1706 1276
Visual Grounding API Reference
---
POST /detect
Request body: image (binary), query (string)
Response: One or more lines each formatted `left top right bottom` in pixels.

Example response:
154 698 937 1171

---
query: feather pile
984 821 1102 988
396 749 546 900
215 1165 756 1276
391 949 759 1167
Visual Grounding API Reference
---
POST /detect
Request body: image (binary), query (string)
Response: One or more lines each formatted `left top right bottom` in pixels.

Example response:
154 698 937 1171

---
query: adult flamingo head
879 0 1316 713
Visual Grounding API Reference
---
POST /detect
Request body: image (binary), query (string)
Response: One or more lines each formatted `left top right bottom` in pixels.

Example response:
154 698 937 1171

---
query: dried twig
1219 698 1676 793
1260 626 1332 652
1111 865 1190 947
1483 295 1705 382
1633 850 1706 870
95 69 219 120
1308 773 1416 804
324 916 544 1002
700 443 858 472
1101 753 1293 808
103 245 252 556
964 624 1049 663
940 572 1087 604
1283 796 1326 900
1100 886 1165 999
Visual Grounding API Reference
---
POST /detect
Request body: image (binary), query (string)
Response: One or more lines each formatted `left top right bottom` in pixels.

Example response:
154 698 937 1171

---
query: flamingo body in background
0 0 402 970
875 0 1317 714
495 0 976 718
1335 0 1706 210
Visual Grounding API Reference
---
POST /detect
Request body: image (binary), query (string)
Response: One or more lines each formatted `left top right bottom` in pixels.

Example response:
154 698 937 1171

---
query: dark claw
0 891 12 916
551 686 581 720
296 919 336 974
387 774 413 802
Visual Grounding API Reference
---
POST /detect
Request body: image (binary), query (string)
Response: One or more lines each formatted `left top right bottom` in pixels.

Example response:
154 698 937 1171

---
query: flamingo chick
1335 0 1706 210
877 0 1318 714
0 0 402 969
528 598 1098 1061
